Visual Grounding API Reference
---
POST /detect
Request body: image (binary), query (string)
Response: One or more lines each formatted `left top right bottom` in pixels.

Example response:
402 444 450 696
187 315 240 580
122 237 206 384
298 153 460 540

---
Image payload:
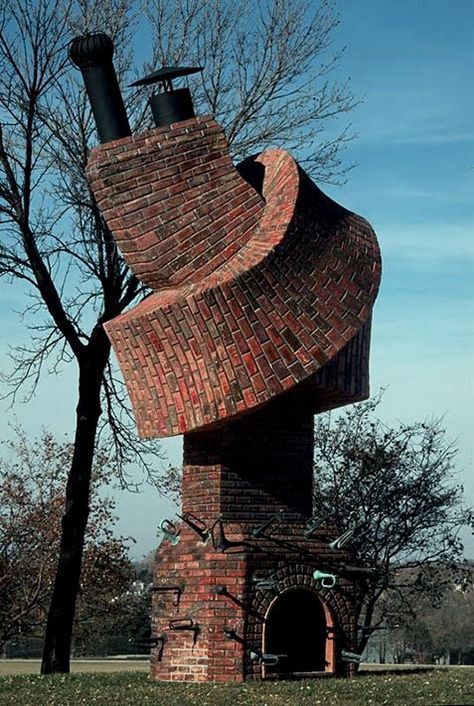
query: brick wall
87 118 381 438
151 391 358 681
182 391 314 526
87 117 264 289
152 537 358 682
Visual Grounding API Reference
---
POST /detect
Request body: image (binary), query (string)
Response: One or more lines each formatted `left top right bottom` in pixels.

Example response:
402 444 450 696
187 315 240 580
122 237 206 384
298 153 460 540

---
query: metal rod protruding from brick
341 650 363 663
250 650 282 666
179 512 210 543
69 32 131 144
251 509 284 538
303 511 328 537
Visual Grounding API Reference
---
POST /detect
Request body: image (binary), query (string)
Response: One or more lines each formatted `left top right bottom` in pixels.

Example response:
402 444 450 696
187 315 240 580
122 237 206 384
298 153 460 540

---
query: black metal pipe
149 88 195 128
130 66 203 128
69 33 131 144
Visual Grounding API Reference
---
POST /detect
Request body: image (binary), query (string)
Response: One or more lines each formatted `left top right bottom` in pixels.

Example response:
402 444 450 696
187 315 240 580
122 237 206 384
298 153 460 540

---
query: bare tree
312 393 473 658
0 0 359 673
0 426 132 653
382 565 474 664
142 0 358 182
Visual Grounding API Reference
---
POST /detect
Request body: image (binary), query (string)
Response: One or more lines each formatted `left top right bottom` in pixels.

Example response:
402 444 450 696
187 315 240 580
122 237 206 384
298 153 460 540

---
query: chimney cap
69 32 115 69
129 66 203 90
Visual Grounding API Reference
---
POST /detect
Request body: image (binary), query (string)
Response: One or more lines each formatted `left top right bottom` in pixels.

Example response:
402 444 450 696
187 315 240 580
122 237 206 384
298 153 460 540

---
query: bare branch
313 392 472 653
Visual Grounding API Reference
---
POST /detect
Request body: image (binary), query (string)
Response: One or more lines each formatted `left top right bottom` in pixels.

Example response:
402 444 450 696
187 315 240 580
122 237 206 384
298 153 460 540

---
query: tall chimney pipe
69 33 131 144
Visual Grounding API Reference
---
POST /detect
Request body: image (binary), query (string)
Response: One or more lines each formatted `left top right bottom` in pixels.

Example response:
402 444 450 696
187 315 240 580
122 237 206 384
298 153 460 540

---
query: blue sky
329 0 474 552
0 0 472 558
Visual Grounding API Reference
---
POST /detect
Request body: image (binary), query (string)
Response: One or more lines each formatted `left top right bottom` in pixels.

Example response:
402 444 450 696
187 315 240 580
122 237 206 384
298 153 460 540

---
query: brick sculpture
81 35 381 682
88 117 380 438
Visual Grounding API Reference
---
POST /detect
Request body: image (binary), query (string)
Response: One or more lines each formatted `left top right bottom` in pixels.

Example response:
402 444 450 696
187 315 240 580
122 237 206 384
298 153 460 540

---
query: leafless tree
141 0 358 182
312 393 473 658
0 0 359 673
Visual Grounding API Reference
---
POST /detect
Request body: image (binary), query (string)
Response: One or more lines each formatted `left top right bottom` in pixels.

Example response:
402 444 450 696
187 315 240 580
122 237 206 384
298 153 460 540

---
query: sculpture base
151 393 360 682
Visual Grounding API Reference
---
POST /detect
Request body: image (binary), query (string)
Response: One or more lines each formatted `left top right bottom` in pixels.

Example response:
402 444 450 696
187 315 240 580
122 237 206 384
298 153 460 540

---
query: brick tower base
151 391 359 682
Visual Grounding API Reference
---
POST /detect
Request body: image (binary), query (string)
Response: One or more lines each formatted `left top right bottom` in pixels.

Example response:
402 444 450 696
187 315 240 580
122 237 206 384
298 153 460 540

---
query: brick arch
263 586 334 675
245 563 355 678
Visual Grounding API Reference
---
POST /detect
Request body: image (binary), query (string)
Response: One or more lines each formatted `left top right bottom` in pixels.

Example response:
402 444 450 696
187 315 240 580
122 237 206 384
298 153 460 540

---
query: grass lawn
0 670 473 706
0 659 150 675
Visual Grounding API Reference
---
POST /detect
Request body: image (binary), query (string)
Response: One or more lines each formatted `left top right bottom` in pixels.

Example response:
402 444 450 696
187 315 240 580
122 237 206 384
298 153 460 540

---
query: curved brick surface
87 118 381 438
87 117 264 289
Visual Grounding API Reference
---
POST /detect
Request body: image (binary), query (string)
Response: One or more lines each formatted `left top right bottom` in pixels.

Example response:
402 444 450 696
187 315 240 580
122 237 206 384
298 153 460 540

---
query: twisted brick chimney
80 36 381 682
88 117 379 437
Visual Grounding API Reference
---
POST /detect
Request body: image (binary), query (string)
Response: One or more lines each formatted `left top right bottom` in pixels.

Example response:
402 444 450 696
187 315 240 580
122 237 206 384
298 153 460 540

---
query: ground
0 663 473 706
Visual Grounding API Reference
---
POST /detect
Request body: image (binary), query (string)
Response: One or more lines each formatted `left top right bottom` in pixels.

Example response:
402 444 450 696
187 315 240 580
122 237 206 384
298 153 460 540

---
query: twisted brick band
87 117 381 437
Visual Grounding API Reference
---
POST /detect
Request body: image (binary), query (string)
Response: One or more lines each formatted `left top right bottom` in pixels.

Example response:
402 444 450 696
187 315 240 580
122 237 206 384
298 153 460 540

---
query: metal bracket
341 649 363 663
160 518 180 545
339 564 379 579
251 576 278 592
303 511 328 538
169 618 200 645
146 634 167 661
250 650 284 666
211 519 249 553
152 585 184 608
223 627 244 644
326 527 355 550
313 569 337 588
179 512 211 543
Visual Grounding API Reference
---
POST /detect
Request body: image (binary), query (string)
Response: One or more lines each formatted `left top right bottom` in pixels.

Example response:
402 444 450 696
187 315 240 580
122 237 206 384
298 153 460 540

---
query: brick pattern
152 542 247 682
302 316 372 413
87 117 264 289
246 563 358 680
152 537 358 682
182 392 314 525
151 394 358 682
86 118 381 438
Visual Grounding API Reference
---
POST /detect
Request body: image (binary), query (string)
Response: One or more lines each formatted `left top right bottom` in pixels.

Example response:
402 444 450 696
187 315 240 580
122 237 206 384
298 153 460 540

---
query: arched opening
263 588 333 676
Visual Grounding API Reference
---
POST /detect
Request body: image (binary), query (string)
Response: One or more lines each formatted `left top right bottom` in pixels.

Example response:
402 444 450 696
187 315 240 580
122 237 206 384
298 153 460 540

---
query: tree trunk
41 337 109 673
